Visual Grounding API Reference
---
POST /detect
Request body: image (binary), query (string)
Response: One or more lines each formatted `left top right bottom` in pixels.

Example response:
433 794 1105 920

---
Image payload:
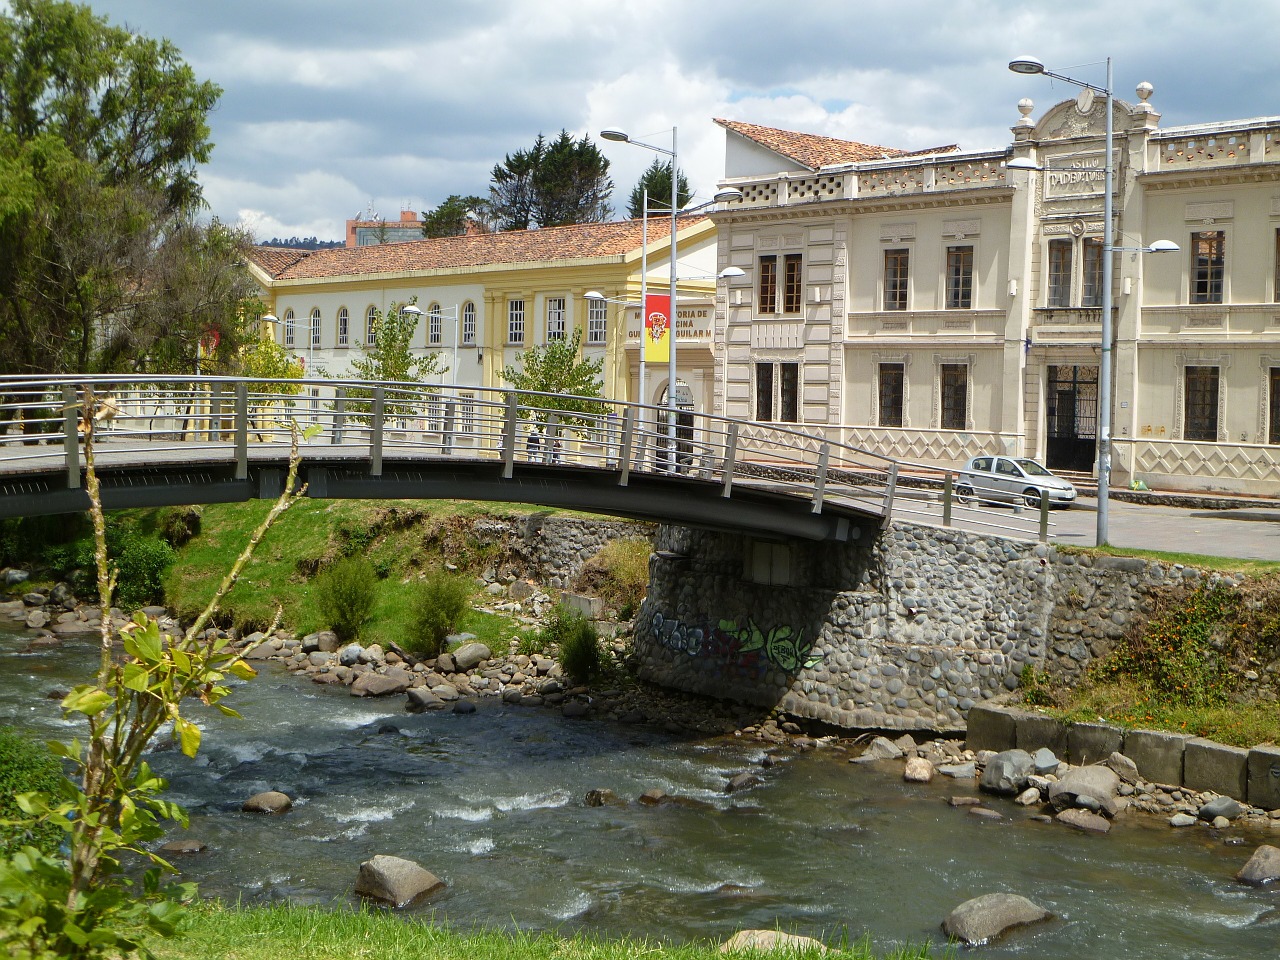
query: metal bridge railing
0 375 1059 542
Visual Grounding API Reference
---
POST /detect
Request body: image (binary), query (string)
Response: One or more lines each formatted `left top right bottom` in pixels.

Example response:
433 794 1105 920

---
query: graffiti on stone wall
649 612 824 675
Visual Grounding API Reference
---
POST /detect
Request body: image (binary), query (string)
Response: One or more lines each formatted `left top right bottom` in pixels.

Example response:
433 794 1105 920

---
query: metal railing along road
0 376 1062 542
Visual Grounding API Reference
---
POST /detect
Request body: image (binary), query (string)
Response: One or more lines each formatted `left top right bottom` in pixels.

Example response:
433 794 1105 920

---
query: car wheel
1023 488 1042 509
956 485 974 505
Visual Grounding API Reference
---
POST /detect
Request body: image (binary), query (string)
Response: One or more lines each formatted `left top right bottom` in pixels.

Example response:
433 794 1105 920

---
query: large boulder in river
941 892 1051 945
451 642 491 671
350 668 414 697
720 930 827 954
354 854 445 908
1237 845 1280 886
980 749 1034 795
242 791 292 814
1047 765 1121 815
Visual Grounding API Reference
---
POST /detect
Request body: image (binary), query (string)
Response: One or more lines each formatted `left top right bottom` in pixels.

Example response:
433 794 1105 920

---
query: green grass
149 901 949 960
1057 543 1280 574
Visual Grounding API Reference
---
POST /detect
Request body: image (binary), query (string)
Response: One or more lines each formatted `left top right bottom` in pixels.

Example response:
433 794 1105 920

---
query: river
1 629 1276 958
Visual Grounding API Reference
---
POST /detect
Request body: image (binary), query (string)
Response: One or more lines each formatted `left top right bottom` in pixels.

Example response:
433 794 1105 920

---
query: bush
404 570 472 657
313 557 378 642
546 605 601 684
574 537 650 617
0 727 70 857
156 505 202 548
114 536 176 611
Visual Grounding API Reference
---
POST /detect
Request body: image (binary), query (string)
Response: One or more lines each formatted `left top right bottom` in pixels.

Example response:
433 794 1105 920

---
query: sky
62 0 1280 242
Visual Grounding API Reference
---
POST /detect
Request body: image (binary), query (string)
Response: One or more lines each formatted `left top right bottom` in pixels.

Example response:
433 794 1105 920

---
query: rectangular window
884 249 909 311
460 393 476 434
1191 230 1225 304
337 308 349 347
284 313 295 348
429 307 442 345
587 298 607 344
1184 365 1219 441
1047 239 1073 308
1270 368 1280 445
782 254 803 314
310 311 321 348
878 363 905 427
757 255 777 314
1082 238 1104 307
365 306 377 346
507 299 525 344
940 363 967 430
546 297 566 341
462 303 476 344
755 362 774 422
945 245 973 309
779 362 799 422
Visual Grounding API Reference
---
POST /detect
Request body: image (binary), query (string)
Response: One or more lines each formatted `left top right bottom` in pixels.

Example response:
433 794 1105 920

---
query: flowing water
2 629 1277 958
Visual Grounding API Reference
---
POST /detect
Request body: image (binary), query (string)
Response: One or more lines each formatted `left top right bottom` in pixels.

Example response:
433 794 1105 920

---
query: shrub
0 727 69 857
114 536 176 610
314 556 379 641
156 505 202 548
574 537 651 617
547 604 601 684
404 570 472 657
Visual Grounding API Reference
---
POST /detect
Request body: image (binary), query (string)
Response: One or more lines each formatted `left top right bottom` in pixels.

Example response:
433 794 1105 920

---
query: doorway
1045 364 1098 472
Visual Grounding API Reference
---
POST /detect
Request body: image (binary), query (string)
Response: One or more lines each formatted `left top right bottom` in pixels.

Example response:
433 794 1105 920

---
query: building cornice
714 186 1014 225
1138 161 1280 190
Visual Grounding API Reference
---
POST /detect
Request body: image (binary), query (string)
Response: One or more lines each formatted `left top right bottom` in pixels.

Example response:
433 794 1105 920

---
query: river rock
4 569 29 586
1031 747 1060 776
941 893 1051 945
1236 845 1280 886
1015 787 1042 806
452 642 491 671
301 630 340 653
49 583 73 605
160 838 207 855
1199 796 1244 822
25 610 48 630
351 671 413 697
354 854 445 908
585 788 621 807
243 639 278 660
242 791 292 814
853 736 902 763
938 761 976 779
725 773 762 793
904 756 934 783
435 653 456 673
452 700 476 715
1047 765 1120 815
22 592 46 607
1055 808 1111 833
980 749 1034 795
638 788 668 805
338 643 363 666
561 701 590 718
405 688 445 712
1106 751 1141 784
1170 813 1198 827
720 930 827 954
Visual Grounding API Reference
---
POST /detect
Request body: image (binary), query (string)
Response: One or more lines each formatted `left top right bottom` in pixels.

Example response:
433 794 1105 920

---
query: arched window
429 302 442 345
309 308 321 348
284 308 295 348
462 301 476 344
365 304 377 346
337 306 350 346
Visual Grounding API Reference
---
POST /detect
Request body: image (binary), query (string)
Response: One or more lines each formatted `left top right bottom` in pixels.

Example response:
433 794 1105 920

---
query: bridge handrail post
234 383 248 480
720 422 738 498
1039 494 1050 542
501 390 517 479
942 471 954 527
371 387 384 477
62 385 80 490
811 442 831 514
333 388 346 445
443 397 456 456
882 462 899 523
616 407 634 486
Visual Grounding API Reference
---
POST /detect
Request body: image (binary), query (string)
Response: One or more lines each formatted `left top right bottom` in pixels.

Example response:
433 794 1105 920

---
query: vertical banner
644 294 671 364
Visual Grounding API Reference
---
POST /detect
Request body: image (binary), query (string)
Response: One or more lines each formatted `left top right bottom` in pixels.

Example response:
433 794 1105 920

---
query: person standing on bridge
526 425 542 461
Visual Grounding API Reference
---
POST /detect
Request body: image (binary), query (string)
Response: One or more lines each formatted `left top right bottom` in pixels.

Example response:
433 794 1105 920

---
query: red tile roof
716 119 958 170
248 217 706 281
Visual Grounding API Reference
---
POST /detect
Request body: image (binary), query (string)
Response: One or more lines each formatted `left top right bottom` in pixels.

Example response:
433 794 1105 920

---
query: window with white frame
1191 231 1225 304
945 245 973 309
1047 239 1072 307
754 361 799 423
365 305 377 345
460 392 476 434
310 308 321 347
462 302 476 344
1081 237 1104 307
878 362 905 427
337 307 350 346
508 299 525 344
1184 365 1219 440
283 308 295 348
883 248 909 311
1270 368 1280 445
546 297 566 341
940 363 968 430
587 298 607 344
428 303 442 345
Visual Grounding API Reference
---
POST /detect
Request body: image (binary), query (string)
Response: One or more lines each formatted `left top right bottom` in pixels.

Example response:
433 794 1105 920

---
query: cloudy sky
72 1 1280 242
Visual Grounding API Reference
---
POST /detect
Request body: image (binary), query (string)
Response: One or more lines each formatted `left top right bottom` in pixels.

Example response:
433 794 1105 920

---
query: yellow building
245 217 719 413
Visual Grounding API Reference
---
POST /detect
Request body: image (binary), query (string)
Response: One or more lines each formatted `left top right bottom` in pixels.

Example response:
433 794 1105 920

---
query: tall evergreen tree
488 130 613 231
421 195 489 238
626 158 691 220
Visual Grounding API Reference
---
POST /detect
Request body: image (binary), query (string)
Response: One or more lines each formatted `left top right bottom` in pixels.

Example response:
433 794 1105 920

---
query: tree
346 300 448 423
488 130 613 231
421 195 489 238
0 0 243 377
501 328 608 433
627 158 691 220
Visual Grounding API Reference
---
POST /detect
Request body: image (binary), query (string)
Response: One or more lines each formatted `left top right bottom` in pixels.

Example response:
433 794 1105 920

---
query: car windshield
1015 459 1052 477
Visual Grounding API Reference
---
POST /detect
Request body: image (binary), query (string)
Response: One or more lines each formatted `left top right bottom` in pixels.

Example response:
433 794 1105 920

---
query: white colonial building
711 92 1280 496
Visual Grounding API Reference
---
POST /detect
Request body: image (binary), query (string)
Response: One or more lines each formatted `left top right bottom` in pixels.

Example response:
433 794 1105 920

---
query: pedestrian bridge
0 376 1056 543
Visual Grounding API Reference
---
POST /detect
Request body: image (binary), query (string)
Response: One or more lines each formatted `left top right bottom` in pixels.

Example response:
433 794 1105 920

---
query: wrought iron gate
1045 364 1098 472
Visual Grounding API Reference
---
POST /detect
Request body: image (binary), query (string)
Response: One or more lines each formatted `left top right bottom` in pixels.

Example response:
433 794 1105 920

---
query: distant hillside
259 236 343 250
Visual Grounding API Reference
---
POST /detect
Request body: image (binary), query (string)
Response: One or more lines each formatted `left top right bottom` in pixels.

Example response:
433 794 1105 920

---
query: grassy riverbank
149 902 950 960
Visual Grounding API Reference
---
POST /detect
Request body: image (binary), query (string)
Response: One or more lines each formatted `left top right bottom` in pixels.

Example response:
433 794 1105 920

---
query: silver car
955 456 1077 509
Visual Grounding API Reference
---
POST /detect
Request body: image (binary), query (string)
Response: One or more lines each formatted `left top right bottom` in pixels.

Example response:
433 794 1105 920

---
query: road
1049 497 1280 561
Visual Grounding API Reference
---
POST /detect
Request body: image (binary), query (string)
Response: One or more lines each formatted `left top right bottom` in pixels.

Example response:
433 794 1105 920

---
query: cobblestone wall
467 514 654 589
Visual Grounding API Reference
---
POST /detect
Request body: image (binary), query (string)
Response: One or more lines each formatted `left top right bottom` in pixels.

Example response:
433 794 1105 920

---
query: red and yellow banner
644 294 671 364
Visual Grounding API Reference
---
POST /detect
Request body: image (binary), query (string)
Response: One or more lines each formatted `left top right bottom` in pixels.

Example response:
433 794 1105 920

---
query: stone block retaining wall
466 514 653 591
